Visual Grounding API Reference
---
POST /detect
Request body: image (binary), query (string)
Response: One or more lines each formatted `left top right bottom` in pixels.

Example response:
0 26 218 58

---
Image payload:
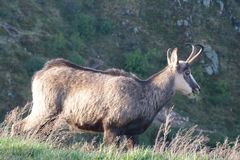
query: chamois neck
145 66 175 111
149 67 174 86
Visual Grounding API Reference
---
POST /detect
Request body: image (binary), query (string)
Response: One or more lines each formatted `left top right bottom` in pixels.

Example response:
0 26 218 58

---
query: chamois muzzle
192 85 200 94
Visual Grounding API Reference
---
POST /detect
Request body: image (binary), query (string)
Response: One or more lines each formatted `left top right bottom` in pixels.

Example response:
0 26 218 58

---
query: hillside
0 0 240 144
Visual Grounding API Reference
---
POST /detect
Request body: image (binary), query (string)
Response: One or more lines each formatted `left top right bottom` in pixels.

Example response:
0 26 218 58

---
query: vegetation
0 137 202 160
0 110 239 160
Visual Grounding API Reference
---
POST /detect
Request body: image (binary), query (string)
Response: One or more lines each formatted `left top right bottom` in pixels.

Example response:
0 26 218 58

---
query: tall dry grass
0 105 239 160
152 107 240 160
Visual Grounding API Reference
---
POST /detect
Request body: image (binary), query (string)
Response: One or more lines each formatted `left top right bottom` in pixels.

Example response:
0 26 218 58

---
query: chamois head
167 44 203 96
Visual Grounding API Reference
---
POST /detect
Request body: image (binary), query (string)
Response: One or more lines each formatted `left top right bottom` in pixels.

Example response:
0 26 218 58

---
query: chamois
12 44 203 147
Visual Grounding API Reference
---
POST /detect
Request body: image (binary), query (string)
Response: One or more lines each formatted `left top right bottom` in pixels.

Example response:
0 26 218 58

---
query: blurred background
0 0 239 146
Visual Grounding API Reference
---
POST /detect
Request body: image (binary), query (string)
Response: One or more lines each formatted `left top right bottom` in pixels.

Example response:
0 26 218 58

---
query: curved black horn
188 44 204 65
185 43 196 63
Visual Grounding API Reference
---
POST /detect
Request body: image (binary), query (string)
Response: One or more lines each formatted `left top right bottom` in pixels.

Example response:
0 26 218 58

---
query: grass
0 137 95 160
0 134 239 160
0 137 209 160
0 107 239 160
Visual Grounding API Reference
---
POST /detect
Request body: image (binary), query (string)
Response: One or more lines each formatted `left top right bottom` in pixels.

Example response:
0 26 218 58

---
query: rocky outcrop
202 0 212 8
153 107 190 128
203 45 219 75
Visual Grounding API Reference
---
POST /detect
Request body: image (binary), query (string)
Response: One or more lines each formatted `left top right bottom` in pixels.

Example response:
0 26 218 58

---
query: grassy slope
0 137 208 160
0 0 240 144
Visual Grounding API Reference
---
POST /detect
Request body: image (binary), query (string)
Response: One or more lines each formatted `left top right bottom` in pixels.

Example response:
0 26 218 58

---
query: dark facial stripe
183 74 199 90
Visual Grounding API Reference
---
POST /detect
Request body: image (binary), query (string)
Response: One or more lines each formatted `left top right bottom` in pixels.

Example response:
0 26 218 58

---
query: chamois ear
170 48 178 66
167 48 172 65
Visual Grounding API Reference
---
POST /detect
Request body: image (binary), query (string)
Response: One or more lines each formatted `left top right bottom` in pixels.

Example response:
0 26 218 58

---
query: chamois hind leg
18 87 65 134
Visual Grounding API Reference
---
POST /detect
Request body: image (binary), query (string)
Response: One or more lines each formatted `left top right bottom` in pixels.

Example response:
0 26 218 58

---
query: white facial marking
174 72 192 95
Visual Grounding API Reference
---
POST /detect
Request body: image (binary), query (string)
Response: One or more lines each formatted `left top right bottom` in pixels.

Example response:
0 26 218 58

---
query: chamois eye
185 70 190 75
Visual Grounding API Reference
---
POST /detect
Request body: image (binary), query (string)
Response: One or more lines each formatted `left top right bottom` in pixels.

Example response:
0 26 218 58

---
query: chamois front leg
126 135 138 149
103 126 120 146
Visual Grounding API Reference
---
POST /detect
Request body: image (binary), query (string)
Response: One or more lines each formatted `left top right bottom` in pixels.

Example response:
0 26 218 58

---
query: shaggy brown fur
12 45 202 147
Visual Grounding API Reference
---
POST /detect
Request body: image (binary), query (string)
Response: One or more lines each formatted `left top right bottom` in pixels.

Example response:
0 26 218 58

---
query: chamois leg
103 126 120 146
126 135 138 149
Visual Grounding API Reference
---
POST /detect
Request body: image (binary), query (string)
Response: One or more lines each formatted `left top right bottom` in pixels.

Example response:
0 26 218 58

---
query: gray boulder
203 45 219 75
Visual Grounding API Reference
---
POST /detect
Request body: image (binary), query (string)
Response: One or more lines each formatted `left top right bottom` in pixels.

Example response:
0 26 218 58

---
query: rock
7 92 14 97
202 0 211 8
230 17 240 32
216 0 224 15
121 19 129 26
153 107 190 127
133 27 140 34
125 9 131 15
205 65 214 75
203 45 219 75
176 20 182 26
176 19 189 27
234 26 240 32
183 20 189 26
184 28 192 41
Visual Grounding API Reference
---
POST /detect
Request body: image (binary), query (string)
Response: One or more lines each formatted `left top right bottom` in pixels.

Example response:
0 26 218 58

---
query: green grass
0 137 210 160
0 137 93 160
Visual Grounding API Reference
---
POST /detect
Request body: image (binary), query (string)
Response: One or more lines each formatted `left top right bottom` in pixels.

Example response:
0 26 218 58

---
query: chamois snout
192 83 200 94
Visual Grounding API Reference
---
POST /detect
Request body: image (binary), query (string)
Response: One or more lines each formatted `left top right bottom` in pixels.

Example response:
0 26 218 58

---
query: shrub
58 0 81 22
206 79 231 106
125 49 151 78
69 33 85 52
73 13 96 39
50 32 68 57
67 53 85 65
81 0 95 9
97 18 114 34
24 56 45 76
